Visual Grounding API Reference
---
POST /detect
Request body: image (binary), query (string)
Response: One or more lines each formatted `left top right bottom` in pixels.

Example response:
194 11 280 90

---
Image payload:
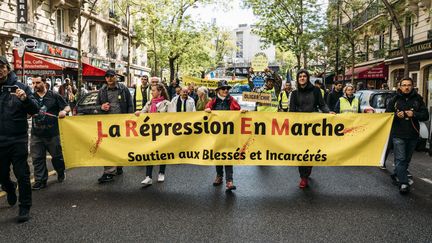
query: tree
244 0 321 69
381 0 409 77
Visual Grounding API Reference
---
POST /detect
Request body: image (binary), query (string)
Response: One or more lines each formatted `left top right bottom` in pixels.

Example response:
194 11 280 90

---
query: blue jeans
393 138 417 185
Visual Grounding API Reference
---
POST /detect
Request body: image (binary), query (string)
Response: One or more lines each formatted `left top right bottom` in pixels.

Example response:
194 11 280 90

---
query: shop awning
13 49 63 75
344 63 387 80
83 63 106 76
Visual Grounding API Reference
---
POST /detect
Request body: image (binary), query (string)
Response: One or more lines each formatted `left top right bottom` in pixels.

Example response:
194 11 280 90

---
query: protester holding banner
334 84 360 114
30 75 69 190
278 82 292 112
188 83 198 103
0 56 39 222
288 69 330 189
135 83 171 186
133 75 150 111
205 80 241 191
170 87 196 112
96 70 134 183
196 86 211 111
256 77 279 112
386 77 429 194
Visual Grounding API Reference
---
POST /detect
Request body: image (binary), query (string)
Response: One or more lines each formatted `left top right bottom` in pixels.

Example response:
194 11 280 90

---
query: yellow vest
135 84 144 110
257 88 278 112
320 89 325 98
278 91 290 111
339 97 359 113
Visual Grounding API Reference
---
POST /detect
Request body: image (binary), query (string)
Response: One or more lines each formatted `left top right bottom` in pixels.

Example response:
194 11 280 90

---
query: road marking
0 171 57 198
420 178 432 184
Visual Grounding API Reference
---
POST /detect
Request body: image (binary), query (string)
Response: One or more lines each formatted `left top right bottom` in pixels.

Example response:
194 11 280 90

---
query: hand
204 108 212 113
58 110 67 118
134 111 141 117
240 109 248 113
396 111 404 119
14 88 27 101
101 102 110 111
405 110 414 118
329 111 336 115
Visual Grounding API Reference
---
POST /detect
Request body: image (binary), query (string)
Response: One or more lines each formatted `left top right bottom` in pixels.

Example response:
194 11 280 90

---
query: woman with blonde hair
196 86 211 111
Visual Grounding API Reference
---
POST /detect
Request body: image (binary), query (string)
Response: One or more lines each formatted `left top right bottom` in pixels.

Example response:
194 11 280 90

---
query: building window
56 9 65 35
109 0 116 18
236 31 243 59
379 33 385 50
404 16 414 45
89 24 97 53
388 24 393 49
107 35 115 58
364 36 369 61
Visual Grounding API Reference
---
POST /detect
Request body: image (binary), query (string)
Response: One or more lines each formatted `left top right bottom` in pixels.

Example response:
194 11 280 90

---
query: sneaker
213 176 223 186
157 173 165 182
17 207 30 223
97 174 114 184
32 181 47 190
399 184 410 194
299 178 308 189
6 182 17 206
226 180 236 191
407 171 413 179
57 172 66 183
116 168 123 176
408 178 414 186
141 176 153 186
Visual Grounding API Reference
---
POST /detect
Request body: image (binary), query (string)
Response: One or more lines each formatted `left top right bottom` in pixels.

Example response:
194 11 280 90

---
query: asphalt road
0 164 431 242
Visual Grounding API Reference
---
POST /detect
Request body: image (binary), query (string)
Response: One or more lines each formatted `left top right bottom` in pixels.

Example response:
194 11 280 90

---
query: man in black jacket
327 81 343 112
96 70 133 183
0 56 39 222
386 77 429 194
289 69 330 189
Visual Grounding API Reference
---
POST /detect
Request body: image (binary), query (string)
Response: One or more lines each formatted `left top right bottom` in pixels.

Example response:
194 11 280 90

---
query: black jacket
0 71 39 146
386 90 429 139
327 89 343 112
290 82 330 113
96 83 134 114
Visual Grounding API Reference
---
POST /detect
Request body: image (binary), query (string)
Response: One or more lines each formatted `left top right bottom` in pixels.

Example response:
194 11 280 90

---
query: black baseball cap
105 69 117 77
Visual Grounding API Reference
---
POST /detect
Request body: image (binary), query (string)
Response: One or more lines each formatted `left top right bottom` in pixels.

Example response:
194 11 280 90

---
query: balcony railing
351 1 382 29
122 55 128 62
107 51 117 59
373 49 386 59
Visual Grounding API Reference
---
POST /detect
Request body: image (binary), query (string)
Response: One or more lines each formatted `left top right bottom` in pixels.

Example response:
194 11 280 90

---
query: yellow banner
59 112 393 168
182 76 248 89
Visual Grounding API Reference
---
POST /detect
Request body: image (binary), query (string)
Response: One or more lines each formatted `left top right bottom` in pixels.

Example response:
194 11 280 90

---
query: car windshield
81 92 98 106
370 93 395 109
230 85 250 94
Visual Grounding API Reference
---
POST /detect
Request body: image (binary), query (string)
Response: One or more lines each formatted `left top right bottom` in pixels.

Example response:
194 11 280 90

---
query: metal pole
335 0 340 79
22 49 25 83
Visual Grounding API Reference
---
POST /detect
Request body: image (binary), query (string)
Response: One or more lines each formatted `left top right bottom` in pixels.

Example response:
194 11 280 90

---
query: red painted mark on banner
343 126 365 135
240 137 255 157
90 121 108 154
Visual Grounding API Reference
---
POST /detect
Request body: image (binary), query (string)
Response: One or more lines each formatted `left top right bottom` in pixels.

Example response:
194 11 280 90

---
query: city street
1 156 431 242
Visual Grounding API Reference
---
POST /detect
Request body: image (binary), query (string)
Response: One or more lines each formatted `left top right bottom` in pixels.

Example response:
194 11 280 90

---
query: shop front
338 63 388 89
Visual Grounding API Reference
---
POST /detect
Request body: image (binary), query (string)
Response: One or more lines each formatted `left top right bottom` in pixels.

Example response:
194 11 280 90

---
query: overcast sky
189 0 329 30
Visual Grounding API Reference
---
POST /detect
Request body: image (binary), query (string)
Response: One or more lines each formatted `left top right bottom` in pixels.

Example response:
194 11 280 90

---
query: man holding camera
30 75 70 190
0 56 39 222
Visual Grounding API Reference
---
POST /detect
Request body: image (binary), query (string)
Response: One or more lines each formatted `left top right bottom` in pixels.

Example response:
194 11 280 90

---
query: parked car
229 84 256 111
73 91 99 115
355 89 396 113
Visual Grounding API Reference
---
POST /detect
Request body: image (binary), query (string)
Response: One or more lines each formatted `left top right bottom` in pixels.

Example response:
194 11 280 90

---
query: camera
2 85 18 93
1 85 18 93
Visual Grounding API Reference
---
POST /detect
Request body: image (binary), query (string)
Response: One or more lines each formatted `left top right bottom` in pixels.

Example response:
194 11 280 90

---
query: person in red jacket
205 80 241 191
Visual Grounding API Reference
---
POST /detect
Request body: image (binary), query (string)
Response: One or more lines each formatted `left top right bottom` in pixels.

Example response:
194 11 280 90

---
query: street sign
13 37 25 58
25 39 37 50
17 0 28 24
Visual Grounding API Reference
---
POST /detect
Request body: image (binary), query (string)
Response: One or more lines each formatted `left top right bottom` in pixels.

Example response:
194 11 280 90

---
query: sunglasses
219 87 229 91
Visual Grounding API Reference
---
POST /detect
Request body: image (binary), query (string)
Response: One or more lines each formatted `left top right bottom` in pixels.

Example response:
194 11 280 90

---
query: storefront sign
21 35 78 60
388 40 432 59
16 69 63 76
17 0 28 23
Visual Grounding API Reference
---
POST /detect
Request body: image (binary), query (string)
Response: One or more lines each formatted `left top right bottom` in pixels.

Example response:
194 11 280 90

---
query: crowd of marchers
0 54 429 223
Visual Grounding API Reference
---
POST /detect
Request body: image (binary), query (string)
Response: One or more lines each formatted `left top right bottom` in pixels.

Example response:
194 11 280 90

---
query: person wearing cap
0 56 39 222
288 69 331 189
256 76 279 112
96 69 134 183
133 75 150 111
334 84 360 114
205 80 242 191
58 78 77 107
30 74 70 191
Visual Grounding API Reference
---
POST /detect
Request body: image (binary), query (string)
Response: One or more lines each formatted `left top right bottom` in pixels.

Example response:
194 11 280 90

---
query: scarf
150 96 165 113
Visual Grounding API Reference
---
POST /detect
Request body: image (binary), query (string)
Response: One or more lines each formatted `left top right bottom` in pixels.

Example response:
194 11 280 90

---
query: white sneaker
141 176 152 185
157 173 165 182
408 178 414 186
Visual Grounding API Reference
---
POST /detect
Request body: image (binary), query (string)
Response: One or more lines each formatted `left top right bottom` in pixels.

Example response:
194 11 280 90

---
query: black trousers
146 165 166 178
31 135 65 183
298 166 313 179
216 166 233 181
0 142 32 208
